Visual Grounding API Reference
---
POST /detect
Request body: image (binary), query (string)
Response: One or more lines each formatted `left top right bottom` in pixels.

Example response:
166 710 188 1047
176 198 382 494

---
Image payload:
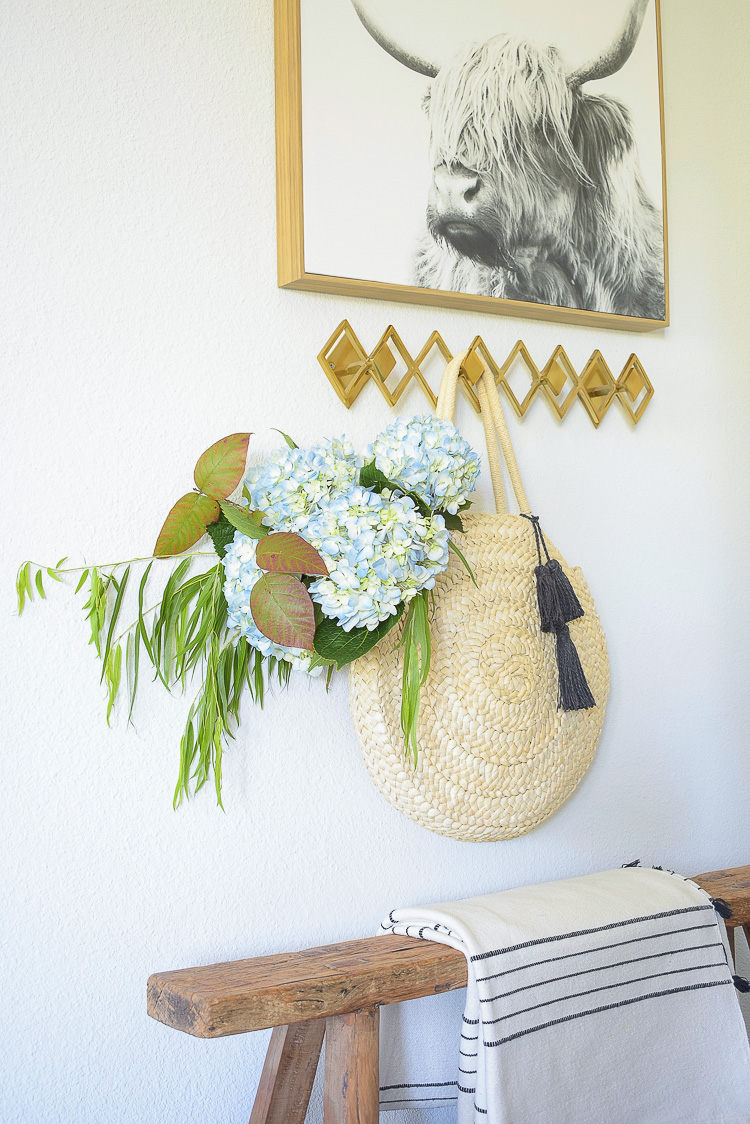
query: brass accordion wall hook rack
318 321 654 427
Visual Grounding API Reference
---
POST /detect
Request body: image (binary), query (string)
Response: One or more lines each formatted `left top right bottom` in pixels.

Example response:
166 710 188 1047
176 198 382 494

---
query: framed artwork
275 0 668 332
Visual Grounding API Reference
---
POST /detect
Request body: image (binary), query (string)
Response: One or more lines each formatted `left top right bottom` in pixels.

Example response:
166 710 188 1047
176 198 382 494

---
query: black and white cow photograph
295 0 667 324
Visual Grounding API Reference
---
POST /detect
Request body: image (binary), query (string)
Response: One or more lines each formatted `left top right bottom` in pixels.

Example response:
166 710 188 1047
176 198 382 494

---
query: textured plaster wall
2 1 750 1121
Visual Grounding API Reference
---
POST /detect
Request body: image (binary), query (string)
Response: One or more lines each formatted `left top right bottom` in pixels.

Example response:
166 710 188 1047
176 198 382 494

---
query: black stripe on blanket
379 1083 459 1105
481 961 728 1025
483 978 732 1047
478 940 724 1002
380 1082 457 1090
380 1097 458 1105
474 922 716 982
470 904 712 962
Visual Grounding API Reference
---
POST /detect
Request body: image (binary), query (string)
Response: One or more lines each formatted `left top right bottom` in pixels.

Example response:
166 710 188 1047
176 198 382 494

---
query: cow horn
350 0 440 78
567 0 650 87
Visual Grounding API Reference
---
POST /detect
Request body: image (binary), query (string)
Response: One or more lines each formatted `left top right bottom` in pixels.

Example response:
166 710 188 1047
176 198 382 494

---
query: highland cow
351 0 665 318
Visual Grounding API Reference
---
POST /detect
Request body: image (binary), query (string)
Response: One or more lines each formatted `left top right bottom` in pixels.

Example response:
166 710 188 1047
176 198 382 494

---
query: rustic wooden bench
147 865 750 1123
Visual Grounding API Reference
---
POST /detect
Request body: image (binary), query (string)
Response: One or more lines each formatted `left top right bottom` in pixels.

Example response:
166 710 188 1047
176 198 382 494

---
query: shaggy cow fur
413 35 665 318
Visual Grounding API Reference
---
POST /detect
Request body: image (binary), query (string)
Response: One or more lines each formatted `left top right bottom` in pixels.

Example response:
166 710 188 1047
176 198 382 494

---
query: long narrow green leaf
75 569 90 594
254 649 265 706
105 644 122 724
126 628 134 694
16 563 29 613
214 723 224 810
399 591 432 763
174 715 197 809
449 540 478 588
136 561 155 652
100 565 130 683
84 569 106 654
127 620 141 723
23 563 33 606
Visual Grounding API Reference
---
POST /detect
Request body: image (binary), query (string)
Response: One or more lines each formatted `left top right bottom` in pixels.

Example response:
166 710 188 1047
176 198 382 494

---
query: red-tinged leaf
194 433 251 500
250 573 315 649
255 532 329 576
153 493 220 557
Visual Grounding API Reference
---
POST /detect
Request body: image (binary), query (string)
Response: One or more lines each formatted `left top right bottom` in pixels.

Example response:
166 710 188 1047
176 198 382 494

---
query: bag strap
437 352 531 516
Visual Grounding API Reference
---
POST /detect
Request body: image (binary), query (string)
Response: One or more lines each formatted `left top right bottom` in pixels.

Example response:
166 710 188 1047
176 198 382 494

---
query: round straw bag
349 355 609 841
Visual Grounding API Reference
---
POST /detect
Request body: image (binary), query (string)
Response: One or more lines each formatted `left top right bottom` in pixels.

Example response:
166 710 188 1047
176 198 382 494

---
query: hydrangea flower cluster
222 420 478 671
245 437 360 535
304 487 449 632
365 415 480 514
223 533 323 675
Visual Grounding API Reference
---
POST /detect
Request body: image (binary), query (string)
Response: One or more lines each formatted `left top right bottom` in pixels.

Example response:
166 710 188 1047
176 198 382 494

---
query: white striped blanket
378 866 750 1123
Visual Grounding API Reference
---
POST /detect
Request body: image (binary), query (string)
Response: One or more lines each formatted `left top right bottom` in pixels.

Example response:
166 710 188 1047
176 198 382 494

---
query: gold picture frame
274 0 669 333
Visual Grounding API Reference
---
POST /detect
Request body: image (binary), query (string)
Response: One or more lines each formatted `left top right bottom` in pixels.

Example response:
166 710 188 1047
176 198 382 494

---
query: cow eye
421 88 431 116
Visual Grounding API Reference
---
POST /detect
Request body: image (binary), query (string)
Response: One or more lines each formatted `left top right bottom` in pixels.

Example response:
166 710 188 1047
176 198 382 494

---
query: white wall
3 2 750 1122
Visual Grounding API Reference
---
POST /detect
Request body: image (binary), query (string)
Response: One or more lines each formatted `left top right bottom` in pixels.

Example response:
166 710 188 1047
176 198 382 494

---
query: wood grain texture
248 1020 325 1124
148 934 466 1038
147 865 750 1038
323 1008 379 1124
693 866 750 927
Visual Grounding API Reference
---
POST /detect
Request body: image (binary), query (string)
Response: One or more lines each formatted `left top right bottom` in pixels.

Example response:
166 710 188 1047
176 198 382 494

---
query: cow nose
433 165 482 212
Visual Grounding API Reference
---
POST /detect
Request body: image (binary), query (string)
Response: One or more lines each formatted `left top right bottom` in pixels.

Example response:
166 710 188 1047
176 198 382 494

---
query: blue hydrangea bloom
365 415 480 514
222 430 454 668
304 486 450 632
245 437 361 535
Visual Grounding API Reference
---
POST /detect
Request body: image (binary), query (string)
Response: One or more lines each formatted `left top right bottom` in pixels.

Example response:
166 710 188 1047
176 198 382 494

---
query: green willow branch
16 551 290 806
17 553 217 578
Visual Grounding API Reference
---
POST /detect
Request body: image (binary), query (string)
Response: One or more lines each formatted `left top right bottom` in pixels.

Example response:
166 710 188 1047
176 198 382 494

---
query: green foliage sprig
16 551 299 807
15 434 330 807
16 431 471 804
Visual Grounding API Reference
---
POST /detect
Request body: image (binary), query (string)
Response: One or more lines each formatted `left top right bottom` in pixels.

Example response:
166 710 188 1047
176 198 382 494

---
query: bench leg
249 1019 325 1124
323 1007 380 1124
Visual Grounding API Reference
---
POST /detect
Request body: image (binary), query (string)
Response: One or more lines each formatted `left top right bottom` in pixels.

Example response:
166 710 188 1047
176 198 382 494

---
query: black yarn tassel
711 897 734 920
545 559 584 623
534 562 561 633
733 975 750 993
622 859 641 868
522 513 596 713
555 624 596 710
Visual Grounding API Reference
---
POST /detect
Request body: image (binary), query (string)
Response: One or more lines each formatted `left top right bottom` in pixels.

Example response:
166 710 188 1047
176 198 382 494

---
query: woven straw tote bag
349 354 609 841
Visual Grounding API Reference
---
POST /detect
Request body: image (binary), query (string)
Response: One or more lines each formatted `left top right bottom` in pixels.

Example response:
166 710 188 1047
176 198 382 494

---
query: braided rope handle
436 353 531 516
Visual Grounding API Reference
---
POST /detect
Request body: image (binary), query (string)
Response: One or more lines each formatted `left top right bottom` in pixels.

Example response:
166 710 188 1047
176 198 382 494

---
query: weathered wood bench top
148 865 750 1038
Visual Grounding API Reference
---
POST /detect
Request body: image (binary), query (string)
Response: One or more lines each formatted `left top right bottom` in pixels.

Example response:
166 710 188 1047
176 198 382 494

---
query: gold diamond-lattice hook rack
318 321 654 427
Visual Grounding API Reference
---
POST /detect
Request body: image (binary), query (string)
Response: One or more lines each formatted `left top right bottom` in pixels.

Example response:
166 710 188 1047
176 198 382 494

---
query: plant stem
22 553 217 574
